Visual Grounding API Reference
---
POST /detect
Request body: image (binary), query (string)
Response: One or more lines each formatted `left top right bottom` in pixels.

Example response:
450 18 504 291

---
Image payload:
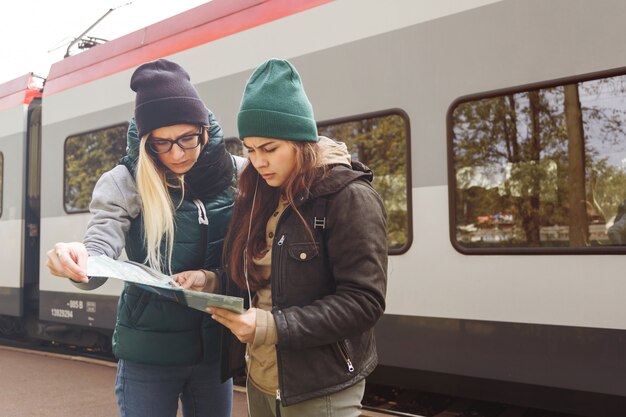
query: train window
318 110 412 254
450 71 626 253
225 136 244 157
64 123 129 213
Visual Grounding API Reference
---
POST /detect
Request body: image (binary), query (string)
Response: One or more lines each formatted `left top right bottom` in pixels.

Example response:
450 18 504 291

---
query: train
1 0 626 415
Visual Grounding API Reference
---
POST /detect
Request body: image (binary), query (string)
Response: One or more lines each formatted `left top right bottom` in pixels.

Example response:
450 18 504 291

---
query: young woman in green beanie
46 59 245 417
177 58 388 417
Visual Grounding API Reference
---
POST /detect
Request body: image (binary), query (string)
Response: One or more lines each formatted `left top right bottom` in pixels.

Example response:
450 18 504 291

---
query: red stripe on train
0 74 42 112
44 0 333 97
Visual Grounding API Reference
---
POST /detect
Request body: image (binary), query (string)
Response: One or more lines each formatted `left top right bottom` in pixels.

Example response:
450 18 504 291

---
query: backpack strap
312 196 329 263
312 197 327 230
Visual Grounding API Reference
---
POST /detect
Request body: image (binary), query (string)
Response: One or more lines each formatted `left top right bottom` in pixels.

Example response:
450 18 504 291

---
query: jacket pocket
334 340 355 374
122 286 151 326
287 242 319 261
284 242 324 293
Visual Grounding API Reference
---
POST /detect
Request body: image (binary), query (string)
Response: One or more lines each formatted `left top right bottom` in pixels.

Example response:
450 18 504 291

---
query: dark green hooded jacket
84 114 237 366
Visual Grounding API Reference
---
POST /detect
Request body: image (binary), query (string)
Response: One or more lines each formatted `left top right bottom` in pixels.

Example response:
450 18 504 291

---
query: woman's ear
202 126 210 145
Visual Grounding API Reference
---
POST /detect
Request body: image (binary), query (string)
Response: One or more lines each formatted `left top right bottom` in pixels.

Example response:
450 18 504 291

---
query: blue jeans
115 356 232 417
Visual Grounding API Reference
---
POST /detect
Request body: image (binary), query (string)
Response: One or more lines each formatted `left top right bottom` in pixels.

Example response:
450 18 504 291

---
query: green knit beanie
238 59 318 142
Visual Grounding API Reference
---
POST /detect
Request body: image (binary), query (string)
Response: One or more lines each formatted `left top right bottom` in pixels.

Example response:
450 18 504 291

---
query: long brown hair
224 141 322 291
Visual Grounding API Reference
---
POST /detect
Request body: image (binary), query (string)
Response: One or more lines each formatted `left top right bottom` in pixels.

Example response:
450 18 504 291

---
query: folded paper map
87 255 243 314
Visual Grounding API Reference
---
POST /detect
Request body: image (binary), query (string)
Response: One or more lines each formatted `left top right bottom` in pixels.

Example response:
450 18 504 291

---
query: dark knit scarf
180 140 234 202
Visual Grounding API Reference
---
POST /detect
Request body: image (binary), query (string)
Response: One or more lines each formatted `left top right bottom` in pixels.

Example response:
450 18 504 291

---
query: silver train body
1 0 625 413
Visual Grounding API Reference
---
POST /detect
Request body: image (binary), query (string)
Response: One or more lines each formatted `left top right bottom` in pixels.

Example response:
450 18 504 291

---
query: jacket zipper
271 207 290 408
271 202 290 300
274 234 286 296
275 388 282 416
337 341 355 373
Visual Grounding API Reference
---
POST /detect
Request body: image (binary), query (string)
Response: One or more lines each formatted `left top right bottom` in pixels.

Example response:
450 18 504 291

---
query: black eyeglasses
147 126 207 154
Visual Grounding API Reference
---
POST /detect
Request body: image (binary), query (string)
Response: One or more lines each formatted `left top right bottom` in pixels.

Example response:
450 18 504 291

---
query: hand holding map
87 255 244 314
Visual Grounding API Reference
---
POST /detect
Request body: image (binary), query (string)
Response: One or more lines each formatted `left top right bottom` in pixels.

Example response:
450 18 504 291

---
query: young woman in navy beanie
177 58 388 417
46 58 246 417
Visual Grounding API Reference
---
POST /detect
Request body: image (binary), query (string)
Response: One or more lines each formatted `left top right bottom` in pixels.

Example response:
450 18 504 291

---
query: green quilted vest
112 187 234 366
112 117 235 366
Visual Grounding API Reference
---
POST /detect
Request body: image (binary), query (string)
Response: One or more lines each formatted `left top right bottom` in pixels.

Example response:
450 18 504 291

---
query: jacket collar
292 161 373 206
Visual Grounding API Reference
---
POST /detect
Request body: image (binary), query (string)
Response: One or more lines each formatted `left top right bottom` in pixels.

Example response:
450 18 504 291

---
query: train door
0 75 40 319
22 98 41 317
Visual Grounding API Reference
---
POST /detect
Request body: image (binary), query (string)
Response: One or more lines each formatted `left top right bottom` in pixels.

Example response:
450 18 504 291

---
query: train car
0 74 41 321
0 0 625 414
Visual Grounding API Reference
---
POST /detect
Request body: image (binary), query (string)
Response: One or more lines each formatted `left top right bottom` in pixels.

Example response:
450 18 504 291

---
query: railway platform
0 346 391 417
0 345 248 417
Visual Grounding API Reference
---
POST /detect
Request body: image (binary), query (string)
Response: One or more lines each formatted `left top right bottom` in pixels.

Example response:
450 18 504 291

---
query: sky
0 0 210 85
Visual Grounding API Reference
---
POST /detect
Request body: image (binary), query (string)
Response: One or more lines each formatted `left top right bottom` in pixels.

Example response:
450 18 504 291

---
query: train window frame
63 122 129 214
317 108 413 255
447 66 626 255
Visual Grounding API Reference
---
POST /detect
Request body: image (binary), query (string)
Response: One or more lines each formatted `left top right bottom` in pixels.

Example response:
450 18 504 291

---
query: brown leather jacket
222 161 388 406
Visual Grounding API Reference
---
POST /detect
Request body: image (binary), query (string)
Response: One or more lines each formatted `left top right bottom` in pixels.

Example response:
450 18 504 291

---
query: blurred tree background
64 123 128 212
318 113 409 250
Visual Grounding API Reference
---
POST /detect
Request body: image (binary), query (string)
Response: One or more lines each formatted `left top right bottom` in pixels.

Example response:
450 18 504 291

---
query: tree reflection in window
451 74 626 249
318 112 410 251
64 124 128 213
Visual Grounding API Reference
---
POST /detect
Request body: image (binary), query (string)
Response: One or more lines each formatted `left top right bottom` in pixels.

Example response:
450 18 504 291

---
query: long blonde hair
135 134 183 273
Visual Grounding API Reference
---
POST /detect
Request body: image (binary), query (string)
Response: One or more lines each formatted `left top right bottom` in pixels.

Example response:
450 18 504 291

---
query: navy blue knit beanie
130 59 209 138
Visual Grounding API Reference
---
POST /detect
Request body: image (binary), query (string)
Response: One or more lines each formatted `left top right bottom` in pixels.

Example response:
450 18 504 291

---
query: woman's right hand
46 242 89 283
174 270 208 292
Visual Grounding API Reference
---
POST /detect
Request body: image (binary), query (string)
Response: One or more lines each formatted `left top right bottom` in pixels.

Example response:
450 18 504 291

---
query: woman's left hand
208 307 257 344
